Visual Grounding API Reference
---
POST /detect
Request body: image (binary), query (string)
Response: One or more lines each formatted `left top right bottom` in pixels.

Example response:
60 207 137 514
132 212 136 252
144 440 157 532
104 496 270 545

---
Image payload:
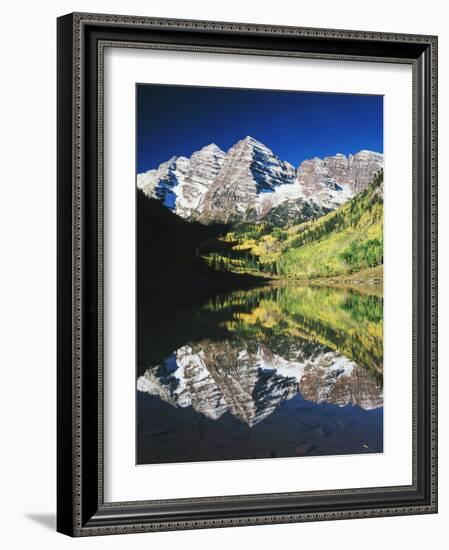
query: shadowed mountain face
136 190 268 311
137 136 383 225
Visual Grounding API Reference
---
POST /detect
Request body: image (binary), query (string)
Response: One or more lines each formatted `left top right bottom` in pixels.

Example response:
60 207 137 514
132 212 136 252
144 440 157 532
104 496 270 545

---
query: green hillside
203 170 383 281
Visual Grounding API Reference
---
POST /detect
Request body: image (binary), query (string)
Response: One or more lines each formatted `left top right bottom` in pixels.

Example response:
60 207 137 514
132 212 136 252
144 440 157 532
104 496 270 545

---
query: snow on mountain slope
296 150 384 207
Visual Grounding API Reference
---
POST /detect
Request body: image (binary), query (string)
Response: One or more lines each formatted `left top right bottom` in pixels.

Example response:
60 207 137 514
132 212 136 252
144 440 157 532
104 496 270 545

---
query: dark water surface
137 284 383 464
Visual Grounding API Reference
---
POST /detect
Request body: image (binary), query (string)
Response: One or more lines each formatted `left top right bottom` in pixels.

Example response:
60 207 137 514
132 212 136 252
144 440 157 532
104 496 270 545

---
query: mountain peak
226 136 275 159
244 135 265 146
354 149 382 157
200 143 225 155
232 135 268 150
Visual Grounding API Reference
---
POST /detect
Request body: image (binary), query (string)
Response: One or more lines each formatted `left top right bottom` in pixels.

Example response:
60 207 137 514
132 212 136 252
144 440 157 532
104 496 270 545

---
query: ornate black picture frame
57 12 438 536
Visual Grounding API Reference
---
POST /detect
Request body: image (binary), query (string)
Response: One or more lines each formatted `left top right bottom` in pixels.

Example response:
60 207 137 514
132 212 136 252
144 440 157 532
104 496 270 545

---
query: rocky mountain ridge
137 136 383 225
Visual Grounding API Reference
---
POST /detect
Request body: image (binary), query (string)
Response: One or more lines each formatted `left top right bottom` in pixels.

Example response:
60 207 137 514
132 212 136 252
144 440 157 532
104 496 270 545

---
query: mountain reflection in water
137 284 383 463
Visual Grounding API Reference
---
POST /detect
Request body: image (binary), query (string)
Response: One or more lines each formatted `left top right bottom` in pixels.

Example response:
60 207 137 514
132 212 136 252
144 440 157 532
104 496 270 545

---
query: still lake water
137 284 383 464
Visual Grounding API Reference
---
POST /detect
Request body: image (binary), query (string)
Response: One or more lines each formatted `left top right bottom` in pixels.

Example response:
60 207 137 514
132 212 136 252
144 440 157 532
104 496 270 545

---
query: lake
137 283 383 464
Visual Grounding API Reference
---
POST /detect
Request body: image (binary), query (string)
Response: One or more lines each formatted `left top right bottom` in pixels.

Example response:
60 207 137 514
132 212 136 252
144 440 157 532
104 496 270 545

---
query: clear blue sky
136 84 383 174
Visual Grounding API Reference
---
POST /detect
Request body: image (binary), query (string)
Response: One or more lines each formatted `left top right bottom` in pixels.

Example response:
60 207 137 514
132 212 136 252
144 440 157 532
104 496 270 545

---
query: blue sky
136 84 383 174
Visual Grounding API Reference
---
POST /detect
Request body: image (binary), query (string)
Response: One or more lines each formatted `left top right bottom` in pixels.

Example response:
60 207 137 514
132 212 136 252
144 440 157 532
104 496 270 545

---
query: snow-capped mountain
137 340 383 427
136 143 226 219
137 136 383 225
199 136 297 223
296 150 384 201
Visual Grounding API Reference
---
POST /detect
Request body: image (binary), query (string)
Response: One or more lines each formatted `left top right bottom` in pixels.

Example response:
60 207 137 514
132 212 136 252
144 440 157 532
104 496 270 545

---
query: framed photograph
57 12 438 536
